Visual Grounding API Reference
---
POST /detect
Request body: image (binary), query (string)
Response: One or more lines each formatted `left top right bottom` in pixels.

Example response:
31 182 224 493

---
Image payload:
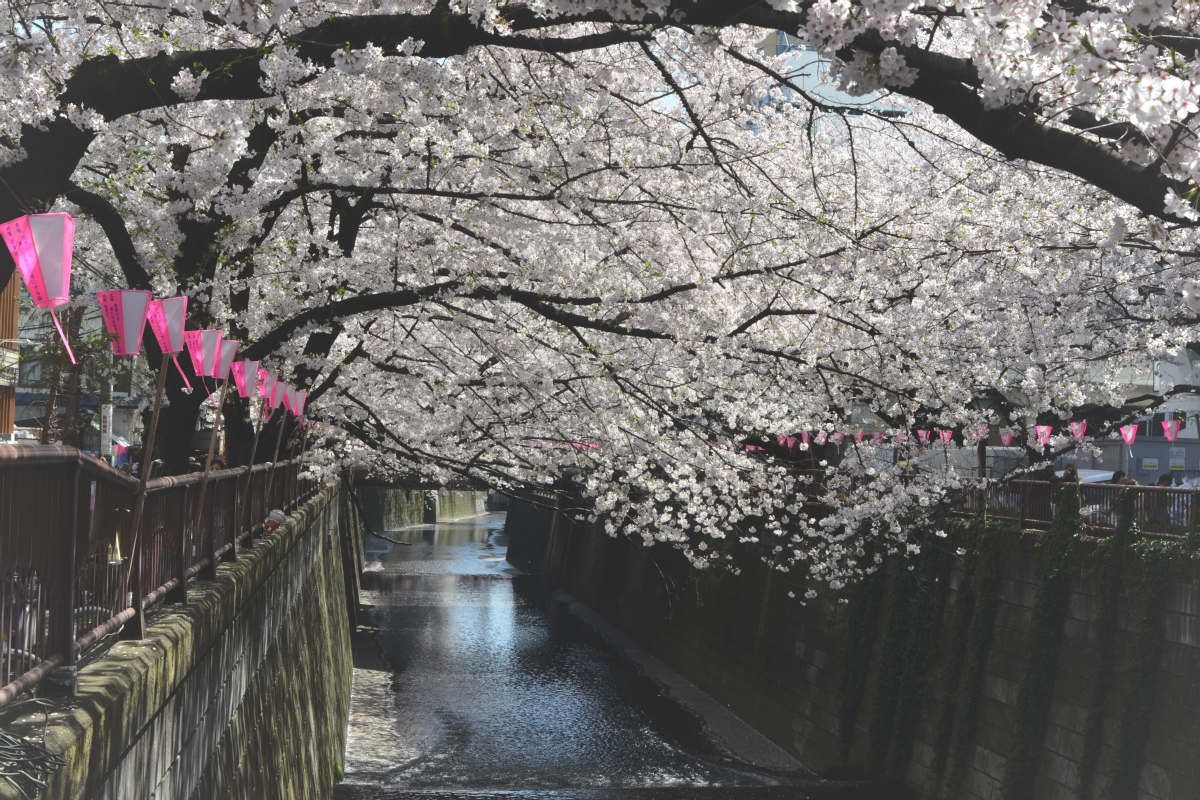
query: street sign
100 404 113 457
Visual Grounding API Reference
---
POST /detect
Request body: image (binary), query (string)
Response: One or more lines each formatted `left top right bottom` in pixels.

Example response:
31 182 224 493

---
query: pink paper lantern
1000 433 1014 446
918 430 931 444
1069 421 1087 439
284 384 297 413
295 390 307 416
2 212 77 362
147 297 188 354
97 290 152 356
1036 425 1053 444
184 330 222 378
259 370 277 399
268 379 286 409
1 213 73 308
1163 419 1181 442
939 430 953 444
1120 424 1138 446
214 339 240 380
231 360 260 398
147 296 191 388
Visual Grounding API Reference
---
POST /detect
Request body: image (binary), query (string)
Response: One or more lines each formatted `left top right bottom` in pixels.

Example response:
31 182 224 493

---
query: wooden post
263 413 287 514
0 271 18 437
194 378 231 580
120 352 170 640
245 403 268 537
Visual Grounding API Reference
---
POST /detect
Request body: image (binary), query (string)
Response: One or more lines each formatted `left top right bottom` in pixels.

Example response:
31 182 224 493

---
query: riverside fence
952 479 1197 538
0 446 318 706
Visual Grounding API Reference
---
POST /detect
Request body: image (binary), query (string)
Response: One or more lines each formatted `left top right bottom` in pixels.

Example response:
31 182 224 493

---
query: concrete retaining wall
358 487 487 531
504 499 1200 800
0 479 363 800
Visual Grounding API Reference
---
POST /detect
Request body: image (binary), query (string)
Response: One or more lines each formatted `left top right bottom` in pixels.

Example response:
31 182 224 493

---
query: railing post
197 480 217 581
118 503 147 640
1018 482 1027 530
43 460 81 696
221 477 237 563
166 486 187 605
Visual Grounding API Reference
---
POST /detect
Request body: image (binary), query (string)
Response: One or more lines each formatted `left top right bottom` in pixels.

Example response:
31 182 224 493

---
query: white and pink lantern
231 360 260 398
214 339 240 381
147 296 191 388
295 390 307 416
284 384 297 414
258 369 276 400
268 379 286 409
97 290 152 356
1163 419 1181 442
1120 423 1138 457
1 212 77 362
184 330 222 380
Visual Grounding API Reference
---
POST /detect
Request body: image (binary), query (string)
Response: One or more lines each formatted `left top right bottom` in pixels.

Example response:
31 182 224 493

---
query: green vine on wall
1074 489 1137 800
938 520 1006 800
1104 539 1173 800
836 563 886 757
999 485 1081 800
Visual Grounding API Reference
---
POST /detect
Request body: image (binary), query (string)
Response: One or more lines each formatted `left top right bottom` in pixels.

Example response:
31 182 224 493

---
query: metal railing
0 445 319 708
952 479 1197 538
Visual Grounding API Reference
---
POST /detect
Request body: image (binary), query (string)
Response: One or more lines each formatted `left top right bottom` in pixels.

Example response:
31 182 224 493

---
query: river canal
333 512 901 800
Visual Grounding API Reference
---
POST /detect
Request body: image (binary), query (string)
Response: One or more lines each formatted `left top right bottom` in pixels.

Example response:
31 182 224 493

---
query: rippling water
336 512 898 800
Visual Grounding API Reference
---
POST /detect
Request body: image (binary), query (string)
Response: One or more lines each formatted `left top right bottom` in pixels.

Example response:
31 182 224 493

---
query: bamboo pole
192 377 232 573
243 400 269 537
262 409 287 512
120 352 170 639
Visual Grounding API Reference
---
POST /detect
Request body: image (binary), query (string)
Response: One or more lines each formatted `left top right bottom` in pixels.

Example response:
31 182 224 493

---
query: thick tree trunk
223 394 256 467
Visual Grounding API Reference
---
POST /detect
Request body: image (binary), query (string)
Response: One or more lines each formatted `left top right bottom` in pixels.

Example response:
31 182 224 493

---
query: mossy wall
358 487 487 530
505 500 1200 800
0 479 361 800
358 486 426 530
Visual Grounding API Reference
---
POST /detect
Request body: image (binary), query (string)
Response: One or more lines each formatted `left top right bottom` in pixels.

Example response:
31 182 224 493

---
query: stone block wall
0 479 361 800
505 502 1200 800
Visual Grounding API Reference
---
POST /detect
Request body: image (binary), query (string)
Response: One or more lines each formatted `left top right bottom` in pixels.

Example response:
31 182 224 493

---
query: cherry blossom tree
1 0 1198 584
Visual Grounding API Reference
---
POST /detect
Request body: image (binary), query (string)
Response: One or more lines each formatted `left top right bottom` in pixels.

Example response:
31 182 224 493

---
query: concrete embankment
504 497 1200 800
357 487 489 530
0 477 366 800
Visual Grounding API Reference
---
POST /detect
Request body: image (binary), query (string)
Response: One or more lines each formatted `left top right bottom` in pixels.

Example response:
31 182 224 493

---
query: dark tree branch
63 181 154 290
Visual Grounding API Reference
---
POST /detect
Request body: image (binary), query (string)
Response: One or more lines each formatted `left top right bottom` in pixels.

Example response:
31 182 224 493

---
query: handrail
0 446 319 708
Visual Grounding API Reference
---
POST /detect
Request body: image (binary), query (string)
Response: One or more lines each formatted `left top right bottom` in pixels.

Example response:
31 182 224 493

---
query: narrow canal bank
335 512 904 800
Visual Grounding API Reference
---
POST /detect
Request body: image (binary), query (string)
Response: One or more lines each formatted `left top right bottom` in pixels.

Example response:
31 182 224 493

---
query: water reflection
341 513 866 798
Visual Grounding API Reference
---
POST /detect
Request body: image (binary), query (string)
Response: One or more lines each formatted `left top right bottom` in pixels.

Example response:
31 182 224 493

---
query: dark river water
334 513 899 800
